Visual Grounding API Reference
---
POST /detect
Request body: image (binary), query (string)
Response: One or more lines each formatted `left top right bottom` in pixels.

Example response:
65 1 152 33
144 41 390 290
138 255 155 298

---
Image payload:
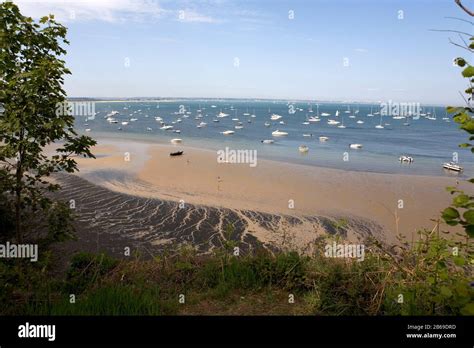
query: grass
0 227 472 316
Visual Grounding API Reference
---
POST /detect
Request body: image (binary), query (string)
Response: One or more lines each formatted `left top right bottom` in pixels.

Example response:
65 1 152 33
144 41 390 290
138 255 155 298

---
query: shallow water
74 99 474 178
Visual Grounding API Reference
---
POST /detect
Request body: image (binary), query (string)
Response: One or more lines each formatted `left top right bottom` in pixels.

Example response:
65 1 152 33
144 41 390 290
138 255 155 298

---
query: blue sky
13 0 474 104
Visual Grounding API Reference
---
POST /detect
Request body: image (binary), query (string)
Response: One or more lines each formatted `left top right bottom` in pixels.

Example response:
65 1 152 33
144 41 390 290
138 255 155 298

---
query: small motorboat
399 155 414 163
261 139 274 144
171 138 182 144
349 144 363 149
121 121 129 126
272 130 288 137
443 162 463 172
303 134 313 137
299 145 309 153
222 130 235 135
319 136 329 142
146 127 152 131
170 151 184 157
270 114 283 121
160 125 173 130
264 122 271 127
235 125 244 129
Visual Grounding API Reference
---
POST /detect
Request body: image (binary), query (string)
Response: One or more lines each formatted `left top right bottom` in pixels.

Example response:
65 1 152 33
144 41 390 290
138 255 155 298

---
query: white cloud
13 0 166 22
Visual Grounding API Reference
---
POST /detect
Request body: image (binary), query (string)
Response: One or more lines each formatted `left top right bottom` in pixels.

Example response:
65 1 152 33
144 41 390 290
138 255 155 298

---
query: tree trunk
15 167 22 243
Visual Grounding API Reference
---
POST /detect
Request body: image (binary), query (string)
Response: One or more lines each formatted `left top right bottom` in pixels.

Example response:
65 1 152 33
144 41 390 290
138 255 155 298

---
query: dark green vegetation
0 229 472 315
0 1 96 244
443 26 474 238
0 2 473 316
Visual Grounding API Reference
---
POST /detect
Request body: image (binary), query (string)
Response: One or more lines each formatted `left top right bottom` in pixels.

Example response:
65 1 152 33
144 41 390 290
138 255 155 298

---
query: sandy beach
67 138 470 248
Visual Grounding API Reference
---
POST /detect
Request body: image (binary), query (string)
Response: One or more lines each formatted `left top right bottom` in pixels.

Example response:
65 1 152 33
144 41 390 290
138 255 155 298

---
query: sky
10 0 474 104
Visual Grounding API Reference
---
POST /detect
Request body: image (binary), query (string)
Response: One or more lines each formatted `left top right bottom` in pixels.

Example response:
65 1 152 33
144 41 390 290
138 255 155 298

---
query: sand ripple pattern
54 174 385 256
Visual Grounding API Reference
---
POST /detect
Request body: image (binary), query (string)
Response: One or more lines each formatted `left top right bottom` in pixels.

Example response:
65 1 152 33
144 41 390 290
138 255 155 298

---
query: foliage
0 2 96 242
443 29 474 238
0 229 471 316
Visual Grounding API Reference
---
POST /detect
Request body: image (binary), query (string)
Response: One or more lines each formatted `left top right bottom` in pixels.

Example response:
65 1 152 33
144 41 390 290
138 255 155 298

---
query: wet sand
68 138 469 248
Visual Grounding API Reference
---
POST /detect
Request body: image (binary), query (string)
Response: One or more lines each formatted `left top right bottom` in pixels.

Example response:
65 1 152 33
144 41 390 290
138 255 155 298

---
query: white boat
349 144 363 149
272 130 288 137
213 119 219 122
367 105 374 117
399 155 414 163
337 115 346 128
155 116 163 121
261 139 274 144
217 111 229 118
356 120 364 124
335 110 340 117
222 130 235 135
85 128 91 132
349 115 356 119
146 127 152 131
303 133 313 137
171 138 182 144
235 125 244 129
198 122 207 127
232 118 239 121
321 112 330 117
319 136 329 142
298 145 309 153
327 119 340 125
211 105 217 108
376 114 384 129
270 114 283 121
160 125 173 130
173 130 181 133
302 121 310 125
130 118 138 122
264 122 271 127
308 116 320 123
121 121 129 125
279 121 285 125
443 162 463 172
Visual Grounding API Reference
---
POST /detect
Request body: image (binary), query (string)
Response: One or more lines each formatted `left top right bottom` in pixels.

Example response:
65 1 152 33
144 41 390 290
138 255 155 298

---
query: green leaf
442 207 460 220
466 224 474 238
463 210 474 225
453 194 470 207
462 65 474 78
454 57 467 67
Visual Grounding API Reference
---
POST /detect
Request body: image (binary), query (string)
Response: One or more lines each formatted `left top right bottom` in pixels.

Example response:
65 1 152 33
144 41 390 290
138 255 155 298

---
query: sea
73 99 474 178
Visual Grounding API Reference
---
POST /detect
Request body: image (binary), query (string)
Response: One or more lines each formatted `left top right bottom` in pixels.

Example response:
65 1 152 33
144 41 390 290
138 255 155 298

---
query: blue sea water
75 99 474 178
